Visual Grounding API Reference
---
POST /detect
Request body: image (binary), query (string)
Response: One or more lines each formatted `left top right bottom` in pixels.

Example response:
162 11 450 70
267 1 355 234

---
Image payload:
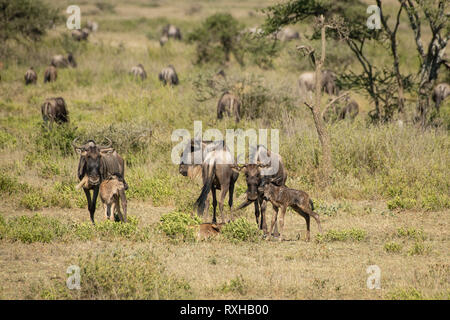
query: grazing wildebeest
24 67 37 85
298 70 339 98
190 140 239 223
130 64 147 80
41 97 68 125
73 138 128 224
276 27 300 41
261 183 322 241
432 83 450 112
44 66 57 83
51 53 77 68
72 29 89 41
99 174 127 222
338 97 359 120
233 145 287 234
217 91 241 122
86 20 98 32
162 24 182 40
159 65 179 86
159 34 169 47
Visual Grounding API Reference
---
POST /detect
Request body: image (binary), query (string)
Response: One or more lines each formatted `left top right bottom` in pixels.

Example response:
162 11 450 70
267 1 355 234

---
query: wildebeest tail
309 198 314 211
194 163 215 216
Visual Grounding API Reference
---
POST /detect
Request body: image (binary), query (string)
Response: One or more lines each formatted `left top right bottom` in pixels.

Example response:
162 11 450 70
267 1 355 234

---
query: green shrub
219 275 247 295
159 211 201 242
387 287 424 300
34 249 192 299
3 214 67 243
0 129 16 149
221 217 262 243
20 191 47 211
34 124 78 157
396 227 426 241
387 196 417 211
384 241 402 253
407 241 431 256
316 228 367 243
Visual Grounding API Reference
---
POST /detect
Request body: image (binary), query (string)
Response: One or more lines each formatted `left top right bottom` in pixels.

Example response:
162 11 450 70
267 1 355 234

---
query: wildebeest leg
83 188 94 224
228 181 235 220
236 199 253 210
267 206 278 241
218 184 229 223
211 186 217 224
259 199 268 234
293 207 310 241
254 200 260 226
278 206 287 241
272 205 280 237
90 186 99 224
296 204 323 238
119 189 127 223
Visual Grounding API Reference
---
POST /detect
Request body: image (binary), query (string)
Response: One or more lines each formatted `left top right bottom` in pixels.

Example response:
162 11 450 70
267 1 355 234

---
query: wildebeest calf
99 175 127 222
217 91 241 122
261 183 322 241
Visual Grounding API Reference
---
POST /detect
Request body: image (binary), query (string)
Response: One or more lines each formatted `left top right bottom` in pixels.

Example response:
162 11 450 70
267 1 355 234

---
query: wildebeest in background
72 29 89 41
44 65 57 83
99 174 127 222
159 34 169 47
24 67 37 85
41 97 69 125
338 97 359 120
86 20 98 32
72 138 128 224
159 65 179 86
432 83 450 111
233 145 287 234
217 91 241 122
162 24 182 40
276 27 300 41
262 183 322 242
130 64 147 80
188 140 239 223
298 70 339 98
51 53 77 68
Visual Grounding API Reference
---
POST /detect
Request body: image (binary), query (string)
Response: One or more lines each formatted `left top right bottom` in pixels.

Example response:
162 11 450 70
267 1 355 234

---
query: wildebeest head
233 163 270 201
179 139 225 177
72 138 114 187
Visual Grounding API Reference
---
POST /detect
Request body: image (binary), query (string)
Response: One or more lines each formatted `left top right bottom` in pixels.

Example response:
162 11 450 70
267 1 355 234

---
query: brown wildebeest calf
261 183 322 241
192 222 225 241
99 175 127 222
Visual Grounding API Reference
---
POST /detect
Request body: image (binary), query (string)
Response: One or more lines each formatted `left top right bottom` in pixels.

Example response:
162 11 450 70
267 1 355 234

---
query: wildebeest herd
12 22 450 242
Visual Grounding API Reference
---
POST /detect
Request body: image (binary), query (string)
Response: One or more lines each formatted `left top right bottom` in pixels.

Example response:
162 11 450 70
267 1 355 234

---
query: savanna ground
0 0 449 299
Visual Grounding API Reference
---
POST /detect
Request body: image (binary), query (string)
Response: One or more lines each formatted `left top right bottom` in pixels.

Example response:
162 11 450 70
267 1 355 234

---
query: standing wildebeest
130 64 147 80
99 175 127 222
217 91 241 122
73 138 128 224
262 183 322 241
159 65 179 86
338 97 359 120
432 83 450 112
51 53 77 68
233 145 287 234
162 24 182 40
41 97 68 125
72 29 89 41
276 27 300 41
188 140 239 223
24 67 37 85
44 66 57 83
86 21 98 32
298 70 339 98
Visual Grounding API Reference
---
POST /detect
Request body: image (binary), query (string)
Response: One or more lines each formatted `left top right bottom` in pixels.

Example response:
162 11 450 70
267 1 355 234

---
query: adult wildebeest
217 91 241 123
159 34 169 47
184 139 239 224
432 83 450 112
72 29 89 41
24 67 37 85
44 66 57 83
261 183 322 242
233 145 287 234
276 27 300 41
298 70 339 98
41 97 68 125
338 97 359 120
162 24 182 40
51 53 77 68
130 64 147 80
86 20 98 32
73 138 128 224
159 65 179 86
99 174 127 222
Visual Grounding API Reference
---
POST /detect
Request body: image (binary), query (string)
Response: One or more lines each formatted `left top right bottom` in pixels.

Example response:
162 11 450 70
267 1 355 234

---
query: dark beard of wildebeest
233 145 287 234
179 139 238 223
41 97 69 126
72 138 128 224
261 183 322 241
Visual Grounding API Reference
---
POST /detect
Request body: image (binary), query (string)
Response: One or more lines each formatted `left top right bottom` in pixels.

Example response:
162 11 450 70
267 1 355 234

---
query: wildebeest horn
98 137 112 149
72 137 83 150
